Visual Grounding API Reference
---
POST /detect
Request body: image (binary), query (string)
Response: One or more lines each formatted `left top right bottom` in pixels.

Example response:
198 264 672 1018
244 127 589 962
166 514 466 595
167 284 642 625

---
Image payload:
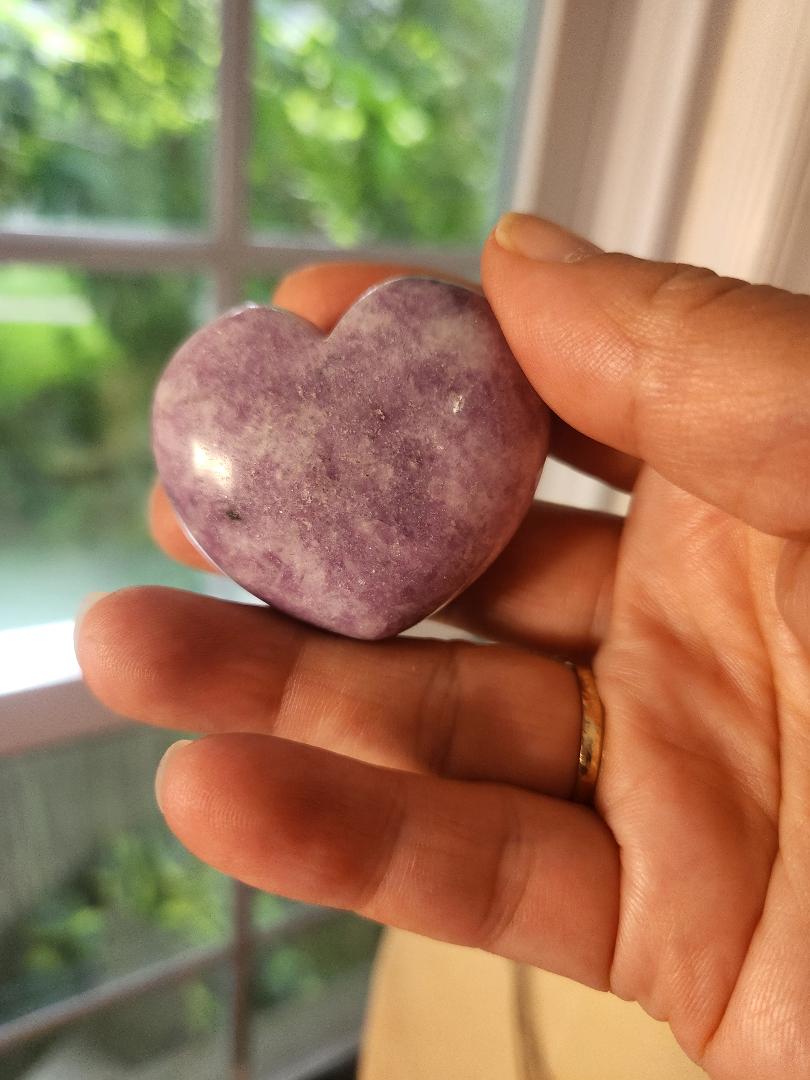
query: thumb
483 214 810 537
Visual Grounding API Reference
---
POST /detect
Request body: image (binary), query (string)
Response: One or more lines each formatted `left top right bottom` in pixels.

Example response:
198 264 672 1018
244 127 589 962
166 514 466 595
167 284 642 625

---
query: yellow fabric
359 929 708 1080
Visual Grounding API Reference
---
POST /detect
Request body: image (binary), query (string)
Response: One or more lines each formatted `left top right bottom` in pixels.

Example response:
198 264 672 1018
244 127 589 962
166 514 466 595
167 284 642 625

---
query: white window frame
4 0 809 1072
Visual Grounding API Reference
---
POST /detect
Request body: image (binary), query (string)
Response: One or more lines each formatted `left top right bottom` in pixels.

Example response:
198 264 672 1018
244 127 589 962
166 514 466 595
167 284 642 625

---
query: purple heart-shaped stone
152 278 549 638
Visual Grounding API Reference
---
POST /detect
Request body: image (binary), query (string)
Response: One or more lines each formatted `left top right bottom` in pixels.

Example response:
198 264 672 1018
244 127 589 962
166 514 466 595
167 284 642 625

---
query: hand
75 216 810 1080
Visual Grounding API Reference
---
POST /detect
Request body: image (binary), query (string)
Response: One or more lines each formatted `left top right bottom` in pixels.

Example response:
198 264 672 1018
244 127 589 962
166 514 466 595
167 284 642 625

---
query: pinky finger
156 733 619 990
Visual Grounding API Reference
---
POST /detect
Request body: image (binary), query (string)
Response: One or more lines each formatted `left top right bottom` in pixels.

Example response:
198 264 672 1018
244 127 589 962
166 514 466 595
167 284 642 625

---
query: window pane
0 727 232 1030
251 915 381 1076
0 0 218 228
252 891 299 932
244 276 280 305
251 0 529 246
0 265 208 629
0 967 232 1079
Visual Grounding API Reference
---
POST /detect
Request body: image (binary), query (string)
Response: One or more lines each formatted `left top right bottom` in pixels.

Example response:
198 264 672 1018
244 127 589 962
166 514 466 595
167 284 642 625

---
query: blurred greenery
250 0 527 244
245 275 281 304
0 0 525 237
0 264 206 628
253 917 380 1007
0 0 218 225
0 266 207 547
0 827 231 1021
0 0 524 626
0 824 377 1064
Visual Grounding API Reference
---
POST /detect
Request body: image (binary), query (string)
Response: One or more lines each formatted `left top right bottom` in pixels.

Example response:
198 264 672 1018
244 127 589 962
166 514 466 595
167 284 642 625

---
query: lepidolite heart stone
152 277 549 639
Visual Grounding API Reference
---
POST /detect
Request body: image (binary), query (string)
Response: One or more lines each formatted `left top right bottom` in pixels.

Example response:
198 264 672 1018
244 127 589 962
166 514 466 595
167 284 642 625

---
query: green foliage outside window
250 0 525 244
0 0 217 225
0 0 524 625
1 0 524 237
0 826 378 1073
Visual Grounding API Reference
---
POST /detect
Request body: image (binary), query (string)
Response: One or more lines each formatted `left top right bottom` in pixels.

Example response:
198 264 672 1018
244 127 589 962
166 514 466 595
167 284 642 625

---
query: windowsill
0 620 126 757
0 620 81 696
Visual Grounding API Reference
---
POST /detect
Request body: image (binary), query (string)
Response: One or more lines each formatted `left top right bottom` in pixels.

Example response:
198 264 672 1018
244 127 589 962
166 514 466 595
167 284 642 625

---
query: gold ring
569 664 605 804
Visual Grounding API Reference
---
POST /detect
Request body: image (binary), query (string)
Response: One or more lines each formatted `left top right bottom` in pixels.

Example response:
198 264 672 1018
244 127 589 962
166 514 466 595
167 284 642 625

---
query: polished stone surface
152 278 549 638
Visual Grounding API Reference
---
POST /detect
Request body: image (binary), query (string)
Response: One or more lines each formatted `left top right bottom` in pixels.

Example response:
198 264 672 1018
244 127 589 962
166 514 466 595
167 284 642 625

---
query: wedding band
569 664 605 804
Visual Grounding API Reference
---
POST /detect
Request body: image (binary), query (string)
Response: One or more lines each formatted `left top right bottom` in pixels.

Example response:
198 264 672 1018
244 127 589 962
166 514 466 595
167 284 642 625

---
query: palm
593 466 804 1074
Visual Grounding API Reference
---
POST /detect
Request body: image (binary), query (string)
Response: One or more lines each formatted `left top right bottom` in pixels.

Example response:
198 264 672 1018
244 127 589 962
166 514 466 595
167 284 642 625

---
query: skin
76 223 810 1079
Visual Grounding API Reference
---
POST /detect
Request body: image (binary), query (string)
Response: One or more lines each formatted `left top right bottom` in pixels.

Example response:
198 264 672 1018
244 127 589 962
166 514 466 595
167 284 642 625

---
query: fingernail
73 591 110 650
494 212 602 263
155 739 194 813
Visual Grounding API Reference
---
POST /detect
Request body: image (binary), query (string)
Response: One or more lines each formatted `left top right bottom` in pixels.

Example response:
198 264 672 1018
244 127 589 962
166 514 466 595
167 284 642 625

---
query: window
0 265 206 631
1 0 532 630
0 0 535 1076
5 1 806 1076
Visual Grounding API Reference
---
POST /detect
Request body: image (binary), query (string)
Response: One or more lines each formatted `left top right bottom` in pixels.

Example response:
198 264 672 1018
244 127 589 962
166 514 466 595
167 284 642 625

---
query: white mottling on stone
191 440 232 488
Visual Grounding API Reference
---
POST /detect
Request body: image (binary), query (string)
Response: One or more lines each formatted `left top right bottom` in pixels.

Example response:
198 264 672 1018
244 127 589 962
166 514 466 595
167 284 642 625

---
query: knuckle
628 264 751 347
271 632 317 737
648 263 721 301
419 641 464 775
352 783 409 914
474 796 533 953
612 265 755 448
647 264 740 311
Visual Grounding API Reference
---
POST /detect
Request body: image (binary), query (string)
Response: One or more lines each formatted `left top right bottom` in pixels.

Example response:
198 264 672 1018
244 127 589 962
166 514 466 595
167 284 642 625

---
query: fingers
438 500 622 655
484 213 810 536
272 260 471 332
549 415 640 492
77 587 583 798
155 733 619 988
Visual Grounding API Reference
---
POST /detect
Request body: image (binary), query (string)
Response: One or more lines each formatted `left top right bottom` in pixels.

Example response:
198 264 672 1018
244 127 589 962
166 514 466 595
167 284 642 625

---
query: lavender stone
152 277 549 639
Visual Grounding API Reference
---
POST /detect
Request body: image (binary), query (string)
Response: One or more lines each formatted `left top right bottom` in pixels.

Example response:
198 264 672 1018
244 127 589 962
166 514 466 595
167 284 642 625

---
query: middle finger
77 586 583 798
